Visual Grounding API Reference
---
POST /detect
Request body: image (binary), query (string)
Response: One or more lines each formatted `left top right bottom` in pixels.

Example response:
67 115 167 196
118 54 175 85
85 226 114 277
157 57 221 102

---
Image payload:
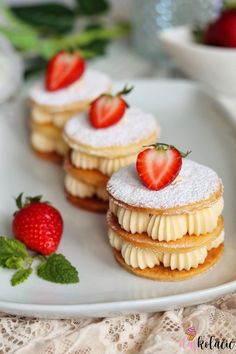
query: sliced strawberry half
45 51 85 92
136 143 191 191
89 85 133 128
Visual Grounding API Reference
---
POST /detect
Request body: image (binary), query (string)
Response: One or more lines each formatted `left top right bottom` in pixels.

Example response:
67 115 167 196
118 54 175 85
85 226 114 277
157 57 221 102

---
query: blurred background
0 0 227 101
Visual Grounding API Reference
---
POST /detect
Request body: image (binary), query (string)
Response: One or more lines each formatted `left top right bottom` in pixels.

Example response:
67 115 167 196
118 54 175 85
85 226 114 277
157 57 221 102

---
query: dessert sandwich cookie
63 86 160 213
107 143 224 281
29 51 112 163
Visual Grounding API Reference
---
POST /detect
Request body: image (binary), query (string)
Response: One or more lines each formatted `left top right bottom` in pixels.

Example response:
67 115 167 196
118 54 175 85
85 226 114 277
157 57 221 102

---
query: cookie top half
29 70 111 108
107 159 223 213
64 107 159 158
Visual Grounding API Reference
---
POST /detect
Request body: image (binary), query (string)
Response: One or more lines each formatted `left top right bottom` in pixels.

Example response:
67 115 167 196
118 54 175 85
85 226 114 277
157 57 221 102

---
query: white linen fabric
0 293 236 354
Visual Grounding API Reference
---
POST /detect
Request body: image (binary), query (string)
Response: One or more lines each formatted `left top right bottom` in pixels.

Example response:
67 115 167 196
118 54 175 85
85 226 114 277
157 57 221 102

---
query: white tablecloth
1 293 236 353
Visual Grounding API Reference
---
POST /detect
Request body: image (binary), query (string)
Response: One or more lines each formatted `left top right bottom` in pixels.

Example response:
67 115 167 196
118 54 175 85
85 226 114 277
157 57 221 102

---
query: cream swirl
31 132 68 155
109 197 223 241
71 150 137 176
65 174 108 201
31 106 77 128
109 229 224 270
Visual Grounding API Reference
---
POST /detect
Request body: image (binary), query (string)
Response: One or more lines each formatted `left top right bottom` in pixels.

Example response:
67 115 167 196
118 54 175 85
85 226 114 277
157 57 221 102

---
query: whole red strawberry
12 194 63 255
46 51 85 91
204 9 236 47
136 143 191 191
89 85 133 128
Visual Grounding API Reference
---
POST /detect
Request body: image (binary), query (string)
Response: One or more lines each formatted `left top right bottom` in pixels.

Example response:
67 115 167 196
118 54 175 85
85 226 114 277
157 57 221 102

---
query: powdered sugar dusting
65 107 158 148
29 69 111 106
107 160 221 209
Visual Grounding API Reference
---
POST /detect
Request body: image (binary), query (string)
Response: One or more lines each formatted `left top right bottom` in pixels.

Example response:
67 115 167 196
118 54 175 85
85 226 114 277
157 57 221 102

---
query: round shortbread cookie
29 69 112 112
107 211 224 253
107 160 223 215
32 146 63 164
65 190 108 213
64 107 159 158
113 244 224 281
64 153 108 187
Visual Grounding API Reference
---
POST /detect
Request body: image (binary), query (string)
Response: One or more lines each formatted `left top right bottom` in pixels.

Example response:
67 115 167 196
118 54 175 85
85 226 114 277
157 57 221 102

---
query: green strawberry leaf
11 268 33 286
37 254 79 284
14 193 44 211
25 195 43 205
192 26 204 44
15 192 23 210
224 0 236 9
0 237 28 267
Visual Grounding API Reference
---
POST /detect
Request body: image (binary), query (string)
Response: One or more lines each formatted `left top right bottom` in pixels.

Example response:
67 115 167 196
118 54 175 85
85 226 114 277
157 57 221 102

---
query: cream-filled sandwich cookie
107 143 224 280
63 87 160 212
108 211 224 277
108 160 223 241
29 51 111 163
114 244 224 281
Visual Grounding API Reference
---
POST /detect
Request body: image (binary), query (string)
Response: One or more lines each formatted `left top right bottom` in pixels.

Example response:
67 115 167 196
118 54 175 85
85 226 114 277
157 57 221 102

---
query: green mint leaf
11 268 33 286
0 237 28 267
37 254 79 284
5 256 24 269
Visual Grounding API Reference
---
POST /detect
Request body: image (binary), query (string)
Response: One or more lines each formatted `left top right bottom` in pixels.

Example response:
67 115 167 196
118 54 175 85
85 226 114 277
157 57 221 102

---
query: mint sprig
0 236 79 286
0 237 28 267
37 254 79 284
5 256 25 269
11 268 33 286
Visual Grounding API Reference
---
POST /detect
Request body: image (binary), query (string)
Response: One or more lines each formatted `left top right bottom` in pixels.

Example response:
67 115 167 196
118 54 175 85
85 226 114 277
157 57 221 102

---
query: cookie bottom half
113 244 224 281
32 146 63 164
65 190 108 213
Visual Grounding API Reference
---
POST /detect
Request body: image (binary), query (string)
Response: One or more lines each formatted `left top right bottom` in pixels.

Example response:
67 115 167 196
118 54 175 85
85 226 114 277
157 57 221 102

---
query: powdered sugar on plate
107 160 221 209
64 107 158 148
29 70 111 106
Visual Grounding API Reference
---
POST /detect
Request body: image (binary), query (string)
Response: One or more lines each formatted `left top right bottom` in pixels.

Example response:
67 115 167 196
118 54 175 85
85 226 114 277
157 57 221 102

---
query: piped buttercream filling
31 132 68 155
109 228 224 270
65 174 108 201
109 197 224 241
31 106 76 128
71 150 137 176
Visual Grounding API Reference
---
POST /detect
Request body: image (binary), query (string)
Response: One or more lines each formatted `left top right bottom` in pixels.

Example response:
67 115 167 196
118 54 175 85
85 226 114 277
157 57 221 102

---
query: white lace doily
1 292 236 354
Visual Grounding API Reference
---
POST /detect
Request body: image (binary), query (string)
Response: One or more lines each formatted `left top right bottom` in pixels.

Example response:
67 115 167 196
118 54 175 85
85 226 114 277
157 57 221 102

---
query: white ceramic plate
0 80 235 319
159 26 236 97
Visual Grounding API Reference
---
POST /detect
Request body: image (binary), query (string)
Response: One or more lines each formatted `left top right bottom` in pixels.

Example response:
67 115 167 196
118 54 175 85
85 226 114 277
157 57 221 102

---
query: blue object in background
132 0 222 60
